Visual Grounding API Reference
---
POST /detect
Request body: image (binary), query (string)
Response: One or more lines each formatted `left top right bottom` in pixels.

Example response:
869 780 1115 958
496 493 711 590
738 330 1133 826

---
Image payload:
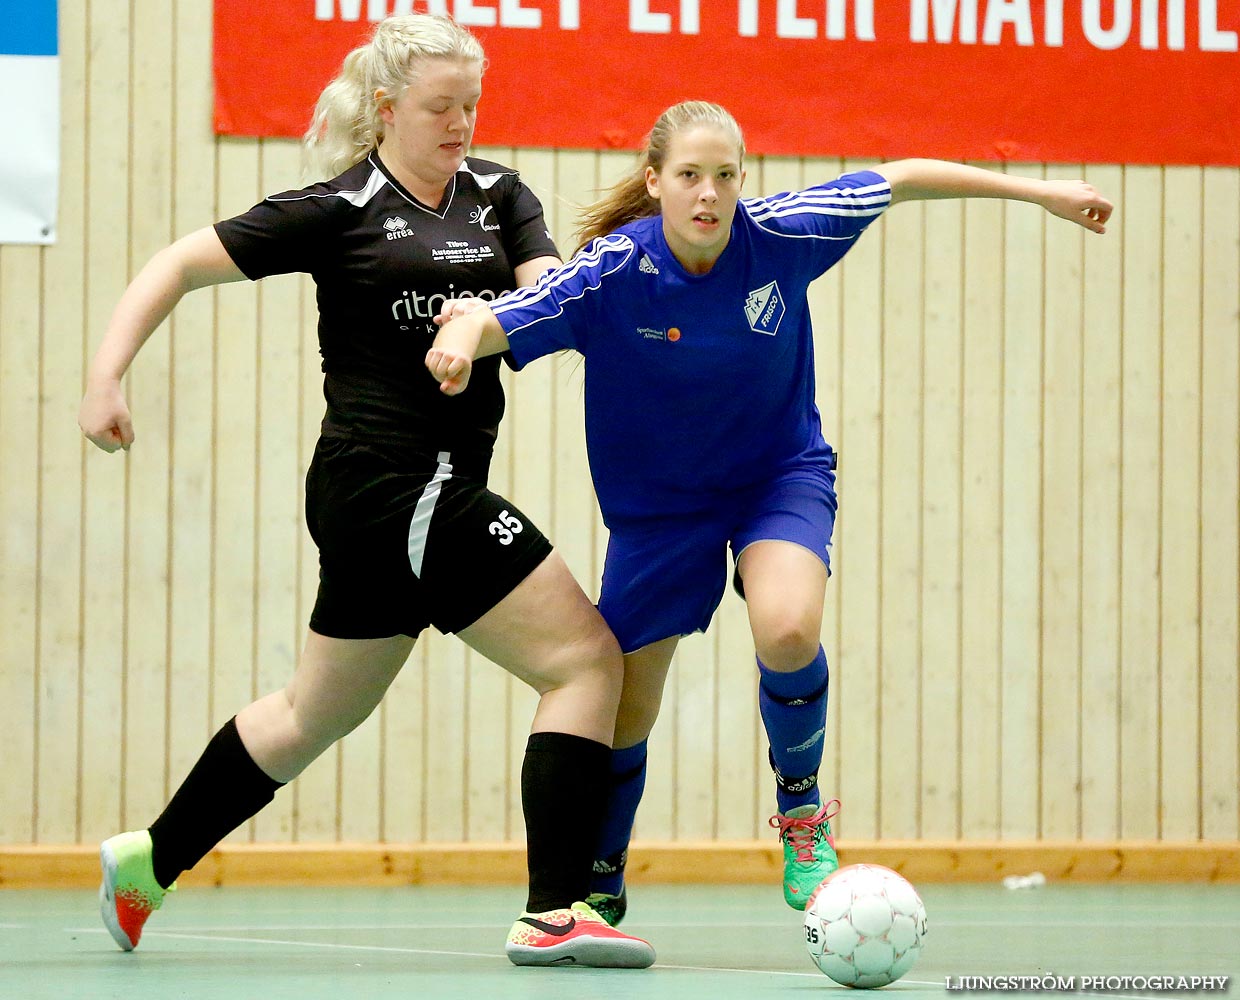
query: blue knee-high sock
759 646 829 814
590 740 648 896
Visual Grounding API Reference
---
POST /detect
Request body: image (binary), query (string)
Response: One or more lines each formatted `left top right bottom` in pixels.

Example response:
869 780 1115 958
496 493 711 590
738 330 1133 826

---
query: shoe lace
769 799 841 863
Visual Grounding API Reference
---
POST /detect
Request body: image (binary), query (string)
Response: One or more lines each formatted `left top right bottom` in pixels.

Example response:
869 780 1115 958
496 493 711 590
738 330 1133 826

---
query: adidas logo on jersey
638 254 659 275
384 216 414 240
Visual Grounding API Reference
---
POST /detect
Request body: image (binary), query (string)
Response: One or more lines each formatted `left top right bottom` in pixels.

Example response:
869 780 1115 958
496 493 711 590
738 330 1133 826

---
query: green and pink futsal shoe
505 899 654 968
770 799 841 909
99 830 174 950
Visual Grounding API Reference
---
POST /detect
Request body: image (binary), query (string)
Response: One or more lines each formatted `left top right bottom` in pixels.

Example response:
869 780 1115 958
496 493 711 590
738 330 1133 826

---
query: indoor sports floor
1 883 1235 1000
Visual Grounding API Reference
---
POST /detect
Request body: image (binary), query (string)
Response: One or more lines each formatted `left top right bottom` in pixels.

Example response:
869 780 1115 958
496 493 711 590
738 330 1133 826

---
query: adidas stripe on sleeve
491 234 636 369
742 170 891 277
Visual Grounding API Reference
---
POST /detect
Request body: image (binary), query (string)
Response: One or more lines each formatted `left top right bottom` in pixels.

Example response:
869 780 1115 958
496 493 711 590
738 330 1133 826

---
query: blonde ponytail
303 14 484 180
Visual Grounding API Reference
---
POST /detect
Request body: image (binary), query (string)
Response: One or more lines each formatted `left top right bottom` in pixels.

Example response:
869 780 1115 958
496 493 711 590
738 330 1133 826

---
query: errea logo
384 216 413 240
744 280 785 336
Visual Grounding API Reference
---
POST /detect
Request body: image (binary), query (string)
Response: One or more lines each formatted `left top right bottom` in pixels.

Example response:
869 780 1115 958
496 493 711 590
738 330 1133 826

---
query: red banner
214 1 1240 166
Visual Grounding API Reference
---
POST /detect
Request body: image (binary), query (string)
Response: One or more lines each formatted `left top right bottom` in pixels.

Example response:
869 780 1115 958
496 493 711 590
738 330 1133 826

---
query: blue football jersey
491 170 891 523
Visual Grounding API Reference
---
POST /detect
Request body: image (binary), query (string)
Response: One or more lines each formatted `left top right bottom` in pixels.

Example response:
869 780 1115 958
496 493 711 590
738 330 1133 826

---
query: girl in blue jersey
78 14 654 969
427 101 1113 922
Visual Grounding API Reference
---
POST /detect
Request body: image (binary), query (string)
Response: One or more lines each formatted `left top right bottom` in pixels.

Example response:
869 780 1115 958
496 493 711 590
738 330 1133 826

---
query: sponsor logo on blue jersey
637 326 681 343
744 280 785 336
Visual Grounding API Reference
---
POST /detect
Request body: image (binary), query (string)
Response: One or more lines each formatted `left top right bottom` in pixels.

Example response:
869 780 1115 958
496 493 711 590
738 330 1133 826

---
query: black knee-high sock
148 717 284 889
521 731 610 913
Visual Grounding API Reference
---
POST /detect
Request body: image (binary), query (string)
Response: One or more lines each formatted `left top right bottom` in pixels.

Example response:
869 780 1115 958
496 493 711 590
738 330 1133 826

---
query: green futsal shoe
99 830 175 950
770 800 840 910
584 885 628 927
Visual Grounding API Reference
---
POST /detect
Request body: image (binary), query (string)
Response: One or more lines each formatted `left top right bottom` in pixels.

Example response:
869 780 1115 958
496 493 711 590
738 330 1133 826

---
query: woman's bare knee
614 693 661 746
754 615 821 671
529 620 623 699
242 632 412 777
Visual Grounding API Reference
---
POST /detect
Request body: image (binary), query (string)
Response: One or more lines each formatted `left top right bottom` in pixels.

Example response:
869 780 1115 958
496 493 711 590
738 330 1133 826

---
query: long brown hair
573 101 746 253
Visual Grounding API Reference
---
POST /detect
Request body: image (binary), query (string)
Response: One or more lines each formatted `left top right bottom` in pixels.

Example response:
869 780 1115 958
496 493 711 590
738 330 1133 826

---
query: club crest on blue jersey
745 281 785 336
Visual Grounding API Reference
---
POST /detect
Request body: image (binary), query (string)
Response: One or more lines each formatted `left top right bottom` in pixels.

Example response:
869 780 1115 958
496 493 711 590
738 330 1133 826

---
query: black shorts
304 438 553 639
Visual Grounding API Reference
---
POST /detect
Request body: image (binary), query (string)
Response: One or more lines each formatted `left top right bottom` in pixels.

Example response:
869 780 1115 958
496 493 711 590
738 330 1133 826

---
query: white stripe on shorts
407 451 453 578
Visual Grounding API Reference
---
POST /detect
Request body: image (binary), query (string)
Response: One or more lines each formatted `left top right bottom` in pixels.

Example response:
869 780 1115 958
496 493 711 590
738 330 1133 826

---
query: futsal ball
803 863 928 988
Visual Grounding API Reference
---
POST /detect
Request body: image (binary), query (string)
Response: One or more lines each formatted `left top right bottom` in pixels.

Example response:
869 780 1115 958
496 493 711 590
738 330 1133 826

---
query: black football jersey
214 152 559 474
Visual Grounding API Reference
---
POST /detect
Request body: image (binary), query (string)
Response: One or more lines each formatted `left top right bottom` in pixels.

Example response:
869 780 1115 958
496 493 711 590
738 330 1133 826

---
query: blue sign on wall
0 0 59 243
0 0 58 57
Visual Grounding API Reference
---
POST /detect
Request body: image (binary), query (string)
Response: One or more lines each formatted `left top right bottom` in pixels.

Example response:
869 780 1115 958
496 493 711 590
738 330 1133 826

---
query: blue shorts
598 465 838 653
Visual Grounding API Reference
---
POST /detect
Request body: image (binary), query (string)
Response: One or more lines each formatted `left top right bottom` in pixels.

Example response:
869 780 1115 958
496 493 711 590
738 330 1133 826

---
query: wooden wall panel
999 164 1045 840
77 0 132 842
1199 168 1240 844
2 1 1237 857
122 0 175 834
879 189 924 841
0 245 41 843
1078 164 1124 841
1159 168 1203 841
1118 166 1163 840
1041 163 1086 840
34 0 87 845
919 197 963 840
958 188 1004 840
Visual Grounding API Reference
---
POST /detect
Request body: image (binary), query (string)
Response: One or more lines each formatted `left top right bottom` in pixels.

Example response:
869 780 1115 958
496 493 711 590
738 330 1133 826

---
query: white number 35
488 509 524 545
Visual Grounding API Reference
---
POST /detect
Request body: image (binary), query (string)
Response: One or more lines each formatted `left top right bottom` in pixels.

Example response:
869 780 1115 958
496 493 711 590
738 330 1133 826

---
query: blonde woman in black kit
78 13 653 969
